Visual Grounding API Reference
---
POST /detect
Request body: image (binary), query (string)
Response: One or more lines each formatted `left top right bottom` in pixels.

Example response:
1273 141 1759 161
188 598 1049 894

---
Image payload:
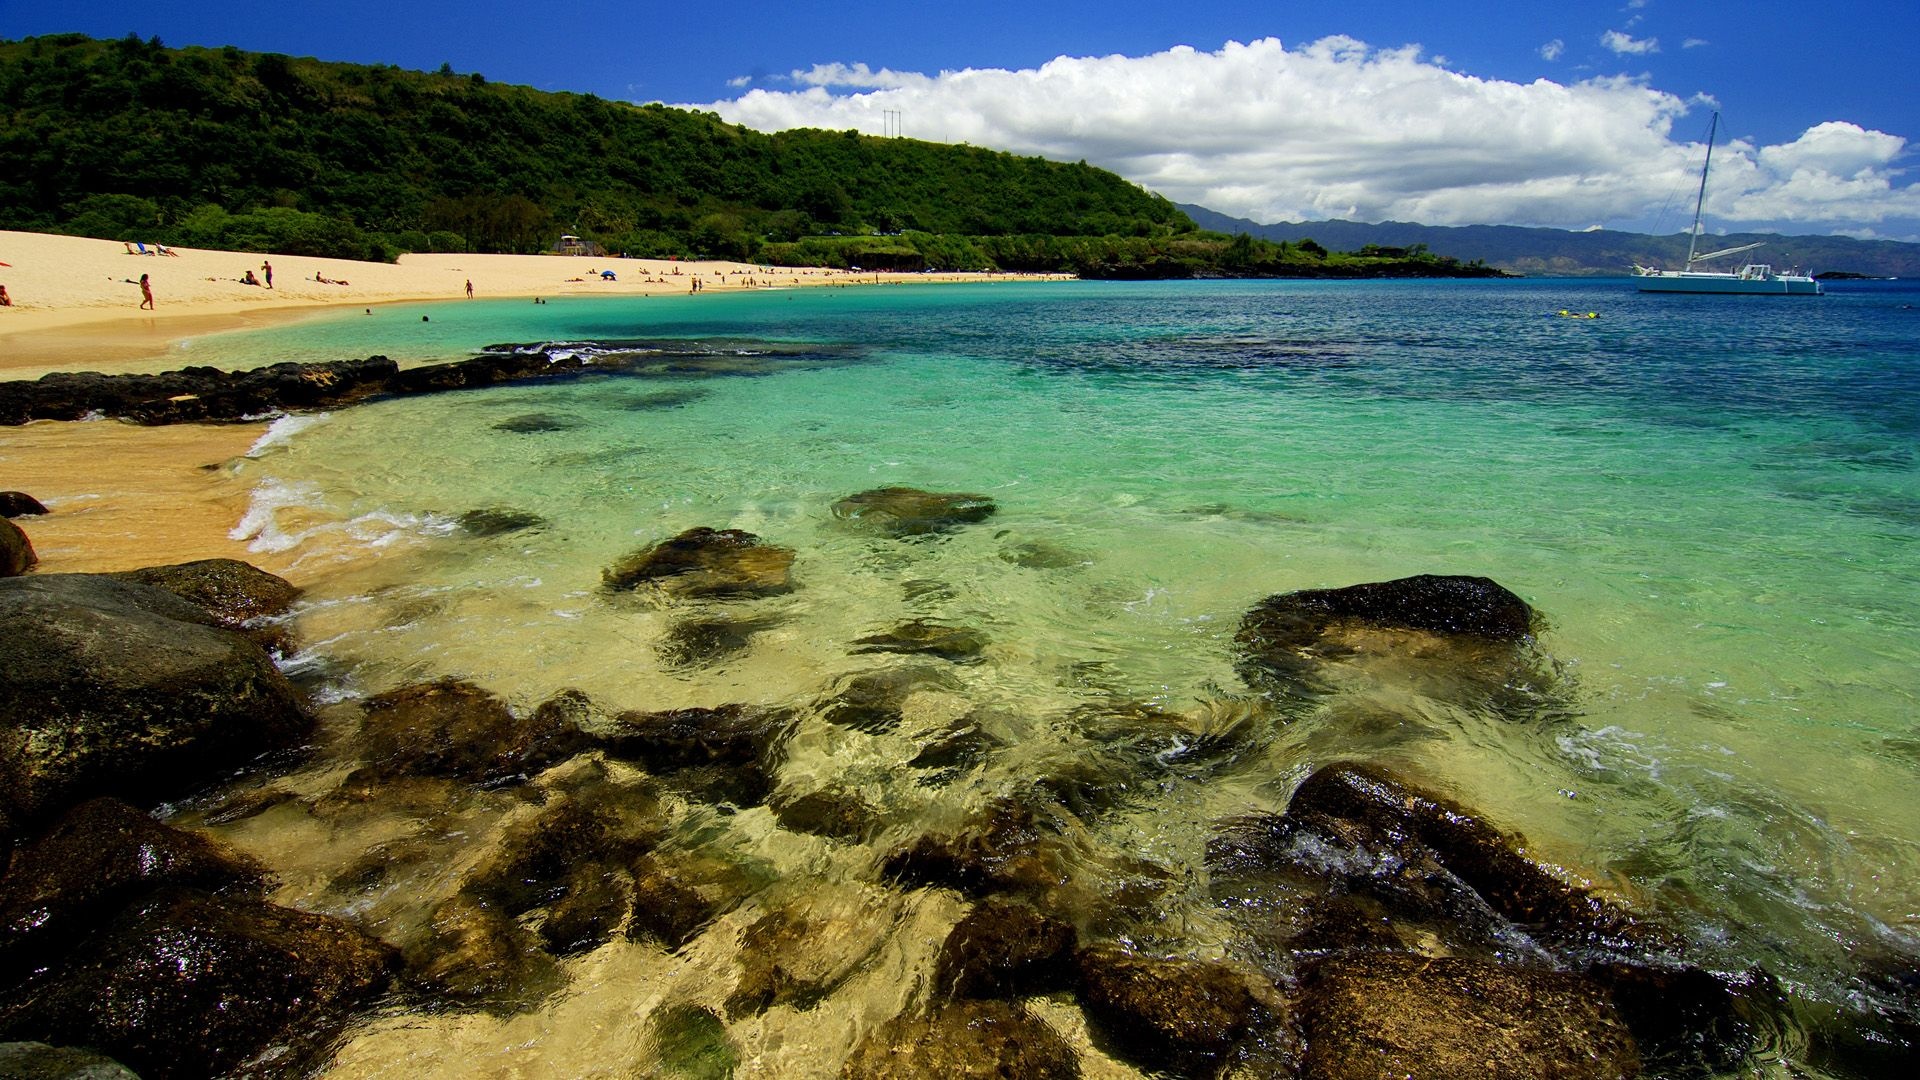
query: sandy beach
0 230 1061 578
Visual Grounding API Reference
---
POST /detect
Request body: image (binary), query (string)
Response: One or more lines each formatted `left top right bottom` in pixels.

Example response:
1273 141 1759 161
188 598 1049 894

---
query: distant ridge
1178 204 1920 278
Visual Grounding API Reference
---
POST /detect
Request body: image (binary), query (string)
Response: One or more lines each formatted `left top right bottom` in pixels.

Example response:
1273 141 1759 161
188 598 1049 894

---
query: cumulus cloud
1539 39 1565 61
1602 30 1660 55
1682 38 1709 49
687 36 1919 235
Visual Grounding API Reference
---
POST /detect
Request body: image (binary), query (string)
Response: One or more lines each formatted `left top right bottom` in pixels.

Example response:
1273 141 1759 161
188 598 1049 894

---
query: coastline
0 229 1063 579
0 229 1068 376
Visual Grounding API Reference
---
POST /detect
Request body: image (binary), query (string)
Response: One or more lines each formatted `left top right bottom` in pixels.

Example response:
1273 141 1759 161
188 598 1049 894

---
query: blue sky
6 1 1918 237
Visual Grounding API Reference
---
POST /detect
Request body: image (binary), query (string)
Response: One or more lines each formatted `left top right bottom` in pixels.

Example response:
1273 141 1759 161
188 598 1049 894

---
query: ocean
166 277 1919 1076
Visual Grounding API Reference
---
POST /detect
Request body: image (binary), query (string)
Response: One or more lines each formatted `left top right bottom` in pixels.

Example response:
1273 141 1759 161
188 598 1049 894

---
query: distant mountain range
1178 204 1920 278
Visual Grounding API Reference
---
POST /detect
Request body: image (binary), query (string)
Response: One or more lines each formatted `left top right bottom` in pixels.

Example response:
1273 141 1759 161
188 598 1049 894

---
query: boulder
106 559 299 634
1296 952 1639 1080
0 492 48 518
933 897 1078 999
0 798 268 978
831 487 997 537
1215 762 1662 958
1074 945 1274 1076
0 1042 139 1079
0 520 34 578
1588 961 1784 1078
456 507 548 536
356 678 587 785
602 527 794 599
840 999 1080 1079
0 886 395 1080
0 575 312 836
850 620 988 663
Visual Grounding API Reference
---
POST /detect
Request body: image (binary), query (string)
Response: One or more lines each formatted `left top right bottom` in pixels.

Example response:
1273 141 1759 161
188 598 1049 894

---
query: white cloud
686 36 1920 235
1539 39 1565 61
1602 30 1660 55
726 75 752 89
1682 38 1708 49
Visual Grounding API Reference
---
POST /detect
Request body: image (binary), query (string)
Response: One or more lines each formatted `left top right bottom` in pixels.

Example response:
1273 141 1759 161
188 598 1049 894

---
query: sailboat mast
1685 111 1718 269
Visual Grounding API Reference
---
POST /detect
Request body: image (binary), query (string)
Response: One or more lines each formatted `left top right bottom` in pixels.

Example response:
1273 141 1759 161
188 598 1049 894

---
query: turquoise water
185 279 1919 1075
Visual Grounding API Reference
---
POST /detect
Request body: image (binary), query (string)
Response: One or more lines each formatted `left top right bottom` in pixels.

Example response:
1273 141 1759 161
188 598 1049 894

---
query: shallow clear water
178 279 1919 1076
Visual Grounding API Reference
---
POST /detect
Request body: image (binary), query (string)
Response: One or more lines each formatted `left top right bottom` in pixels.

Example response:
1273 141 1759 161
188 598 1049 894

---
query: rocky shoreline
1 486 1913 1077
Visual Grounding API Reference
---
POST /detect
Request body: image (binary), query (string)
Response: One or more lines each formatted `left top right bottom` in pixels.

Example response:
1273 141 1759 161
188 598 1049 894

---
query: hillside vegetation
0 33 1498 278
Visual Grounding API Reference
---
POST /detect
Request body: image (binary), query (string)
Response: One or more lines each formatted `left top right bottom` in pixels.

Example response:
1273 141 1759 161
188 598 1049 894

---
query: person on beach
137 273 153 309
241 270 260 286
465 279 474 298
0 284 11 306
262 261 273 289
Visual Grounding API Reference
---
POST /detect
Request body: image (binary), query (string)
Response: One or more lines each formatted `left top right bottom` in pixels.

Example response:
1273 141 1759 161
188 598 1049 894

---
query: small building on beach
552 235 605 257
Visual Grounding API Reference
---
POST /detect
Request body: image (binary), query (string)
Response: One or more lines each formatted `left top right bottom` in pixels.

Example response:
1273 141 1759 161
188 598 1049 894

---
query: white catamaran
1634 112 1823 295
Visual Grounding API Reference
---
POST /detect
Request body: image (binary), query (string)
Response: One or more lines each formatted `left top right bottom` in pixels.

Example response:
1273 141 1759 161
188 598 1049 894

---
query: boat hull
1635 271 1823 295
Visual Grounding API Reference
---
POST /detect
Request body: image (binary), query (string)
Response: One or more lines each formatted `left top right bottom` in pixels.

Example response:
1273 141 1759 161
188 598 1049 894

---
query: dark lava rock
602 527 795 599
1074 945 1274 1076
403 891 562 1013
658 614 776 669
599 704 792 807
0 575 312 836
882 798 1072 898
626 852 753 952
851 619 988 663
1296 952 1639 1080
1208 763 1661 962
0 798 268 978
467 795 663 916
0 1041 140 1079
0 358 402 426
934 897 1078 999
840 999 1080 1079
0 886 395 1080
0 492 48 518
106 558 299 636
357 678 587 785
830 487 997 538
1236 573 1537 691
0 520 35 578
817 665 961 736
457 507 549 536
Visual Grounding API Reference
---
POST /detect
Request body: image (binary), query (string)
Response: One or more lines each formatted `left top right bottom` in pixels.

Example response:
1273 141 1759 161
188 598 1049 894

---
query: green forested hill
0 33 1186 262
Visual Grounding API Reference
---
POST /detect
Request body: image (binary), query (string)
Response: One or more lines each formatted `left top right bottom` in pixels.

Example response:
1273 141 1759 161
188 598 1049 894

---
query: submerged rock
1236 573 1539 694
0 492 49 518
0 798 268 978
831 487 997 537
403 890 563 1013
599 704 793 807
1589 961 1785 1078
658 614 777 669
934 897 1078 1000
770 787 883 841
726 888 898 1017
647 1004 738 1079
840 999 1080 1079
626 851 758 952
457 507 549 536
1296 952 1639 1080
0 574 311 836
817 665 962 736
882 798 1073 899
1074 945 1276 1076
492 412 580 434
851 619 988 663
0 520 35 577
603 527 795 599
357 678 587 785
0 886 395 1080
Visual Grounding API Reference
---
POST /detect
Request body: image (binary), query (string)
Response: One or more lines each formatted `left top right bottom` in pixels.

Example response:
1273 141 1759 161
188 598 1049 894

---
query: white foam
247 412 330 456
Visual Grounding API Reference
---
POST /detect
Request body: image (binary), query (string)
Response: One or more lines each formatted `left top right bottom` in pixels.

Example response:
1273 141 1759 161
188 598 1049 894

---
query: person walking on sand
262 260 273 289
465 279 474 298
138 273 153 310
